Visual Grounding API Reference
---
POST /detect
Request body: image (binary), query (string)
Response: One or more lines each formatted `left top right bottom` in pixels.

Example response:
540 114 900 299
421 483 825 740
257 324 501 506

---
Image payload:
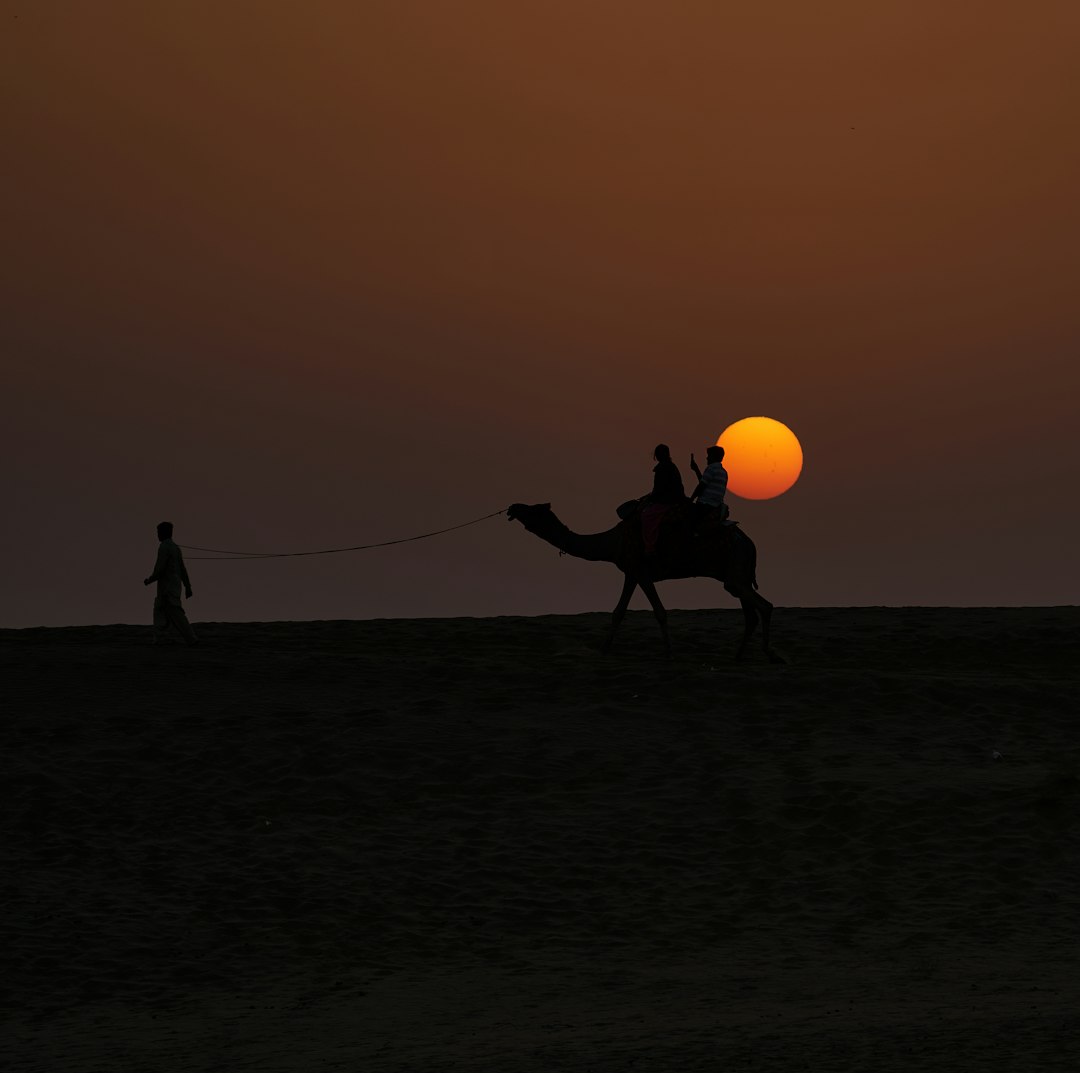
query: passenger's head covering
653 443 671 462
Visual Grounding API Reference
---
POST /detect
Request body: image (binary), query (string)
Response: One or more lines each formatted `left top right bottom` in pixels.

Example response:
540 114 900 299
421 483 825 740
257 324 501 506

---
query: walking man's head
706 445 725 463
157 521 174 541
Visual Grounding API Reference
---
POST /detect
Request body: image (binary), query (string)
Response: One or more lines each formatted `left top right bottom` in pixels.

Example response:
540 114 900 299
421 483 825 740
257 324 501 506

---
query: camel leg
638 578 672 655
755 593 783 662
734 591 759 661
603 573 637 652
729 585 783 663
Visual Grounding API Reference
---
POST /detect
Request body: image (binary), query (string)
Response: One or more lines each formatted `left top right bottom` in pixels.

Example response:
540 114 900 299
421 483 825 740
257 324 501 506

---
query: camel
508 502 782 661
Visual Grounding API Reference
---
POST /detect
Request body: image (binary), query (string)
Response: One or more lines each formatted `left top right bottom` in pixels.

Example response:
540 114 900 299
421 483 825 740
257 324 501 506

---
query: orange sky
4 1 1079 625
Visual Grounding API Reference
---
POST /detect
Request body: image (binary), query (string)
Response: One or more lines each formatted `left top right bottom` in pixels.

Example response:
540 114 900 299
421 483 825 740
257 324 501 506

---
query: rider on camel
640 444 686 554
649 443 686 505
689 444 730 528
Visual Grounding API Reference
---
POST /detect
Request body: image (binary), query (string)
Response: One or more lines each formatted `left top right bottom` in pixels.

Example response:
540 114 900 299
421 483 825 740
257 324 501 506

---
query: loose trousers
154 591 197 644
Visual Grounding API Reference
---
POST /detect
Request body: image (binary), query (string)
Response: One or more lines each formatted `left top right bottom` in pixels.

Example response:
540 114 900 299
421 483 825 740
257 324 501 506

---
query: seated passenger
648 443 686 504
640 444 686 553
689 445 729 527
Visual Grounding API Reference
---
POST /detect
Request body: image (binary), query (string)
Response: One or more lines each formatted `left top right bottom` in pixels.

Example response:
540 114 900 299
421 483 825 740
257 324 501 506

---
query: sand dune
4 608 1079 1070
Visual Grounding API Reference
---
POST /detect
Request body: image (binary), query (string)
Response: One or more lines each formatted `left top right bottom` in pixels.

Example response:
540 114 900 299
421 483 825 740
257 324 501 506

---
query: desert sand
4 607 1079 1071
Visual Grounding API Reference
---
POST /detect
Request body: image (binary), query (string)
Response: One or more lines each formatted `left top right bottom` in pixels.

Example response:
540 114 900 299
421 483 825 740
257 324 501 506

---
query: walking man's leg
153 594 172 644
155 593 197 645
165 596 198 645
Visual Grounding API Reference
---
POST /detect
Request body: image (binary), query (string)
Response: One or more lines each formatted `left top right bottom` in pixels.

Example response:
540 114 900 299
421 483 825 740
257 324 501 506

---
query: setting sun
718 417 803 500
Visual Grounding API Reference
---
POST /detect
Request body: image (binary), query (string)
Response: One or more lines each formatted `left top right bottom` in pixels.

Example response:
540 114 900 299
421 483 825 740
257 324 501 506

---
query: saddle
616 499 693 555
695 502 731 533
615 498 735 557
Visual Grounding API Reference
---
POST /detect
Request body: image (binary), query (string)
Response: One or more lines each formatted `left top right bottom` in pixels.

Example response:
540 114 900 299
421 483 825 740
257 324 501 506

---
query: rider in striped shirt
690 445 729 523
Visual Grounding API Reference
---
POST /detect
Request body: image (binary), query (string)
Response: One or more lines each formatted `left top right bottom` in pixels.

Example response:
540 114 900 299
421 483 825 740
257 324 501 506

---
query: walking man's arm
144 544 169 586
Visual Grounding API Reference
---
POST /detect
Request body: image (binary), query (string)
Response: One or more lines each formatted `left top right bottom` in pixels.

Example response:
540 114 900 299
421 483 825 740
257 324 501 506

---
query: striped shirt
698 462 728 507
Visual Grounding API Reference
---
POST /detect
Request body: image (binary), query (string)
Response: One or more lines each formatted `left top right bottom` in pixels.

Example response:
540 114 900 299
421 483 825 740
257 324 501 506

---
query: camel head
507 502 574 552
507 503 554 533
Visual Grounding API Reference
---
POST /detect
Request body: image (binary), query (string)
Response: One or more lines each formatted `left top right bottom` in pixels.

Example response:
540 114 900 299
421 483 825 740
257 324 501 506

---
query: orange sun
717 416 803 500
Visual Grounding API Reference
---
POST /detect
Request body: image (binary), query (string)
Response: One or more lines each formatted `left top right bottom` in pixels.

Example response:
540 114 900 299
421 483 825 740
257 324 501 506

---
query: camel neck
546 521 620 563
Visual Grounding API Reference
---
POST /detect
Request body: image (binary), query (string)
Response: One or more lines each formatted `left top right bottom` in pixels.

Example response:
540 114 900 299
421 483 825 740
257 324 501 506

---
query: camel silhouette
507 503 781 661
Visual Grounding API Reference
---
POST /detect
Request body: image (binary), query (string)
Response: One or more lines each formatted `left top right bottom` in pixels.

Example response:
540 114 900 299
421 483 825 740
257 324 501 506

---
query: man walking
144 521 198 645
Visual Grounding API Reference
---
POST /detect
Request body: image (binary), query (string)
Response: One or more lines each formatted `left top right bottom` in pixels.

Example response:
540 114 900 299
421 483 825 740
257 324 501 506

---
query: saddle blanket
640 503 674 553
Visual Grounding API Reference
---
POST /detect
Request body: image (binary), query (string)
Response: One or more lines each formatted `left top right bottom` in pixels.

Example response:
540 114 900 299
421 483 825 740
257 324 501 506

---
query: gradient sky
4 1 1079 627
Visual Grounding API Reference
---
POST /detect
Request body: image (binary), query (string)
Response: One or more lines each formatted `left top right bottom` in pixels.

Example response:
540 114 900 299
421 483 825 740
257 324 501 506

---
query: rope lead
181 508 508 560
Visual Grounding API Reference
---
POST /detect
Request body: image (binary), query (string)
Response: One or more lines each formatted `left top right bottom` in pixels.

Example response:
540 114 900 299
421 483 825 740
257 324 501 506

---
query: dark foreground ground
3 607 1080 1071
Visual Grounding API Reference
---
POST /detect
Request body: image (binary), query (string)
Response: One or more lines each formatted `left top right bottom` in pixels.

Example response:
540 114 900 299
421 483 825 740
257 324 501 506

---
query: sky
3 0 1079 627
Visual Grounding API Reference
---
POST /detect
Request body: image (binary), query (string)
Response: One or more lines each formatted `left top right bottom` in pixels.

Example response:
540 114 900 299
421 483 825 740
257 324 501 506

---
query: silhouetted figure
690 445 730 526
144 521 198 646
649 443 686 504
640 444 687 555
